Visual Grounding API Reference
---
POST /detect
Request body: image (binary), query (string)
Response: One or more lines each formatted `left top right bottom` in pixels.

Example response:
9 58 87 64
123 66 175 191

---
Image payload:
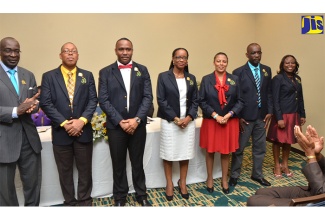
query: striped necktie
254 68 261 107
67 72 75 111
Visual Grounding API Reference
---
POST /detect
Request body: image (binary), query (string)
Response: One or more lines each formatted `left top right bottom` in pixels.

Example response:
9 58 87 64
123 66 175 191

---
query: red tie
118 64 132 69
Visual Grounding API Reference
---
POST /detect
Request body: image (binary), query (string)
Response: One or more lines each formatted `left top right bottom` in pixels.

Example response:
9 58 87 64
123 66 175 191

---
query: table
16 117 221 206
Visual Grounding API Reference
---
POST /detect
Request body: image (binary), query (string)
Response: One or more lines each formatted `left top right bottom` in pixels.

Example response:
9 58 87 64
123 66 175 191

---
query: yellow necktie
67 72 75 111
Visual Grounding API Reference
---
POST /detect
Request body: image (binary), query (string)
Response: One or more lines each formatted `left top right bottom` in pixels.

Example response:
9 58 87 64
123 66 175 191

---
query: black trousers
107 125 147 201
53 141 93 206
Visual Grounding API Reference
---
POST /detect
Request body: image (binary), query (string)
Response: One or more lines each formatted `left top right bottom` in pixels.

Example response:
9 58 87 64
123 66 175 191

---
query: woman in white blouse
157 48 199 201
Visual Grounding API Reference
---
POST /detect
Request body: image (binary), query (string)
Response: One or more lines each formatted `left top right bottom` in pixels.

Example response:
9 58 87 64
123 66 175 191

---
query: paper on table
37 126 51 133
147 116 154 121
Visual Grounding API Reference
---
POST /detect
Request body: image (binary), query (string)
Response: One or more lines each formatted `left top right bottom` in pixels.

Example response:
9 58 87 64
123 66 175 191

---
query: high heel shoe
177 179 189 199
206 179 214 193
165 184 174 201
273 168 282 179
280 163 294 177
221 183 229 194
206 186 214 193
165 193 173 201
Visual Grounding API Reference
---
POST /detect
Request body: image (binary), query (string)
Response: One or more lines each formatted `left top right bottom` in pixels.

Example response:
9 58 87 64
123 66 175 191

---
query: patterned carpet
92 141 308 207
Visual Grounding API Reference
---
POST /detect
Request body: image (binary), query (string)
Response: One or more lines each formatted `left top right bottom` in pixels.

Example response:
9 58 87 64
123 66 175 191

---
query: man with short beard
98 38 153 206
229 43 273 188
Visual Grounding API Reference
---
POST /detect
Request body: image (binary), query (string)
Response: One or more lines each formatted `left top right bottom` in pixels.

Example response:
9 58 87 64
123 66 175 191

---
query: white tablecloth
16 117 221 206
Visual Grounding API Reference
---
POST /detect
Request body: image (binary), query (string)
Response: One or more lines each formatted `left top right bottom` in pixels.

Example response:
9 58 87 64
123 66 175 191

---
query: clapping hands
294 125 324 156
17 92 40 115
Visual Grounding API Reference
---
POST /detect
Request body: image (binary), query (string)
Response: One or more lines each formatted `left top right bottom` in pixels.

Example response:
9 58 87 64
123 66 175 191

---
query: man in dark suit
40 42 98 206
229 43 273 187
98 37 153 206
0 37 42 206
247 125 325 206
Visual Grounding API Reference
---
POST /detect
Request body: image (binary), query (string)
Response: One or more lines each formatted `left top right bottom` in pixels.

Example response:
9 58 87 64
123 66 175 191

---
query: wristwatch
135 117 141 124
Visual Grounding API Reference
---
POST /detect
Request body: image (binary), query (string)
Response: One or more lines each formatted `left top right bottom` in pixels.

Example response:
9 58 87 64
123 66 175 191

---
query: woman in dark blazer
267 55 306 178
157 48 199 201
199 52 243 194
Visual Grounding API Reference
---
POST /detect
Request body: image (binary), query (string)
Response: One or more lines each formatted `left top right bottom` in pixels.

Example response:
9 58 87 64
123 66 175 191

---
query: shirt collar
247 61 260 72
0 61 18 73
60 65 77 76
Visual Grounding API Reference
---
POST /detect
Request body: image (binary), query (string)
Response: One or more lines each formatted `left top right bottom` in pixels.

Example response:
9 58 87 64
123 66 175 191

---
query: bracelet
213 114 218 119
306 155 316 159
228 111 234 117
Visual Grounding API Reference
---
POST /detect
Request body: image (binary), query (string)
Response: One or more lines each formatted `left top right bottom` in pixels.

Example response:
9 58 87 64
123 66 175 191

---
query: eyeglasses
174 56 188 61
1 48 21 55
62 50 78 54
250 51 262 55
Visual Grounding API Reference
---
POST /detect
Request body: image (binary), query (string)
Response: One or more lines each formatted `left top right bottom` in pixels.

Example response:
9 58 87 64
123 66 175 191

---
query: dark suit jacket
272 71 306 121
302 156 325 196
156 69 199 122
232 62 273 120
199 72 243 118
98 61 153 129
40 65 98 145
0 65 42 163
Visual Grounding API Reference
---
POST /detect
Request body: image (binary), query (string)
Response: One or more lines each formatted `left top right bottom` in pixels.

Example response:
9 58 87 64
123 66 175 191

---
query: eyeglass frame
174 56 188 61
61 49 78 54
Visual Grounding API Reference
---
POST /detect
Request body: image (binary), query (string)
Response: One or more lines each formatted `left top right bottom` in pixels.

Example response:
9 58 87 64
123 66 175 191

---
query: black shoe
251 176 271 186
177 179 189 199
138 198 152 206
229 177 238 187
206 186 214 193
221 184 229 194
165 193 173 201
114 200 126 206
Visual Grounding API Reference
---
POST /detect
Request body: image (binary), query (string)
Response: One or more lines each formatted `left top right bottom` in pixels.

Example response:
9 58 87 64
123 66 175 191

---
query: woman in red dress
199 52 243 194
267 55 306 178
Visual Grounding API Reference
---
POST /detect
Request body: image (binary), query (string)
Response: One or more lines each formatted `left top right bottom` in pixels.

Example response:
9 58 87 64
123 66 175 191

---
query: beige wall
255 14 325 152
1 13 324 153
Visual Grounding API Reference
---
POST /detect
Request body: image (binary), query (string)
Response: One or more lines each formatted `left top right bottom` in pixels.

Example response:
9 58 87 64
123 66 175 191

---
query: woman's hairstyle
169 48 189 72
278 54 299 74
213 52 228 62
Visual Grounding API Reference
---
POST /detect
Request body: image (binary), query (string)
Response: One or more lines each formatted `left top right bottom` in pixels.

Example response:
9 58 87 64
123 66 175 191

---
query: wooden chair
289 194 325 206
